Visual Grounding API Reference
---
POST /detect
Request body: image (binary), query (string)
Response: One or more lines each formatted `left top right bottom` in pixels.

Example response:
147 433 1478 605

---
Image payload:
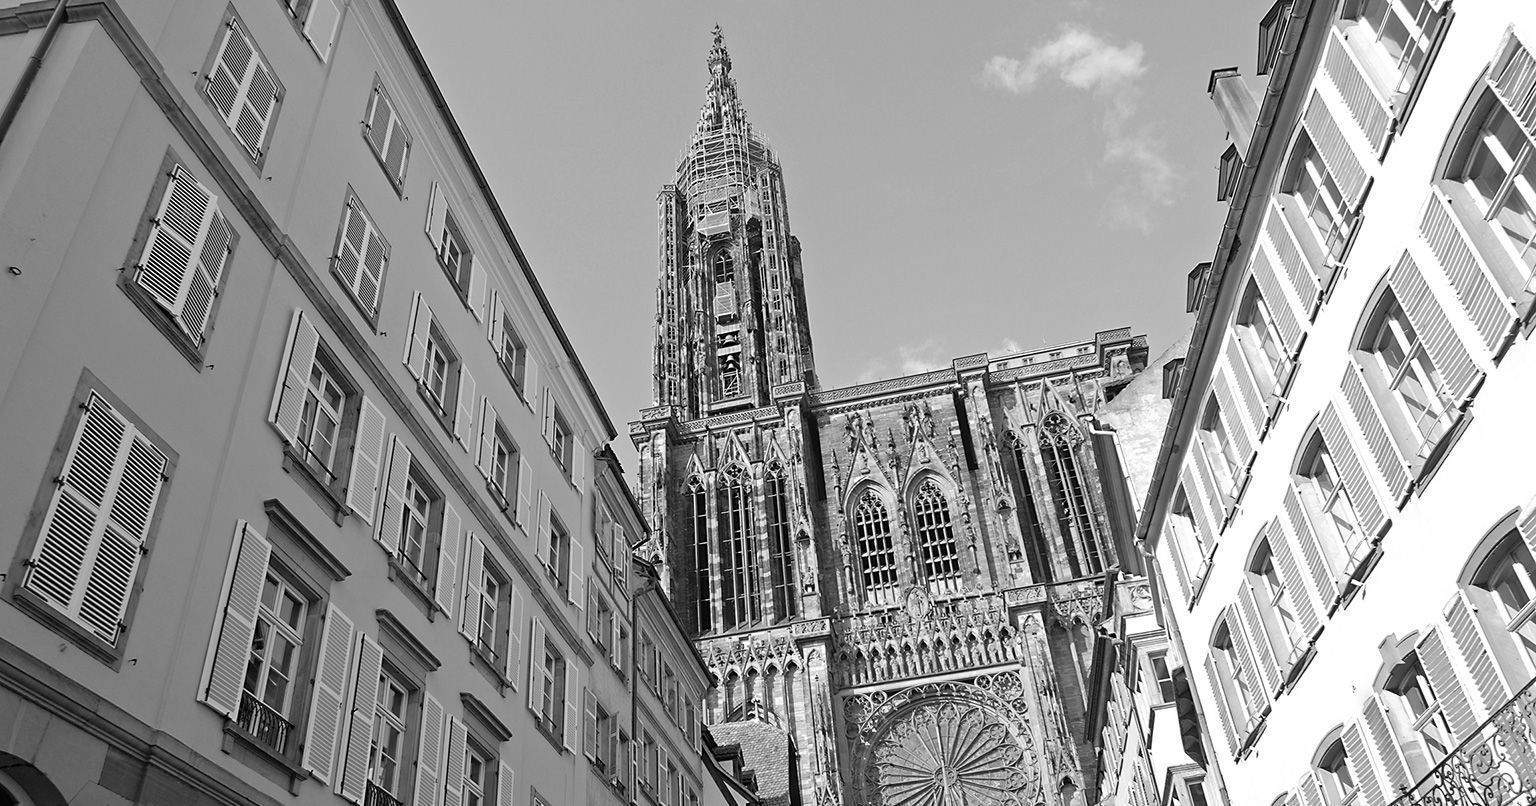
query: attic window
1186 262 1211 313
1162 358 1185 400
1218 143 1244 202
1257 0 1292 76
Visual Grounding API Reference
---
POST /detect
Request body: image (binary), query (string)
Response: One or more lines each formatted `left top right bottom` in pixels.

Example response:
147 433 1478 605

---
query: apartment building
1141 0 1536 804
0 2 726 806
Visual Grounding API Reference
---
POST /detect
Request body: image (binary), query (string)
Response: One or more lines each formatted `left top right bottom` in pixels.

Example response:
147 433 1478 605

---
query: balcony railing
364 780 404 806
1390 676 1536 805
237 691 294 755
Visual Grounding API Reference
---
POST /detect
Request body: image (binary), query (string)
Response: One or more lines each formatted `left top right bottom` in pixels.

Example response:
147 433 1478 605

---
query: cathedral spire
708 24 731 77
696 25 747 137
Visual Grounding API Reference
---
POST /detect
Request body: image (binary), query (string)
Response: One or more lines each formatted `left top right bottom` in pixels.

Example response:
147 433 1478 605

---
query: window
1197 399 1244 498
545 516 571 592
1007 432 1054 584
912 479 961 593
423 326 455 416
1040 412 1105 578
405 295 475 448
1315 737 1358 806
587 588 614 656
463 742 489 806
475 563 505 653
363 81 411 189
332 194 390 320
536 640 567 734
551 409 574 473
124 159 235 357
1286 137 1352 261
369 667 412 801
292 351 347 483
1296 437 1371 579
477 402 518 508
1469 529 1536 686
240 566 307 752
1344 0 1445 102
765 465 797 619
585 692 620 775
1236 280 1290 392
203 14 283 163
489 424 515 500
690 480 712 633
1148 651 1177 705
495 313 528 393
1456 98 1536 278
1384 651 1454 764
399 469 438 586
1359 292 1453 449
639 730 658 790
280 0 343 60
852 489 899 605
718 467 759 629
1211 619 1259 732
13 384 172 658
438 212 473 295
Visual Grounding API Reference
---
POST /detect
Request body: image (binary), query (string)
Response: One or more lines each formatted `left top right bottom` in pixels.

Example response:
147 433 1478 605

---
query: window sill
1409 409 1473 502
9 586 123 668
279 443 348 526
221 721 307 795
117 271 208 370
468 639 512 692
1234 707 1271 760
329 260 383 332
497 358 527 405
385 556 439 623
528 711 567 754
437 256 473 306
360 131 407 198
415 381 458 441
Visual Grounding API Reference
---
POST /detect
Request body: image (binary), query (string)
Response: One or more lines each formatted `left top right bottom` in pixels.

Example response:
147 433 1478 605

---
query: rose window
872 701 1031 805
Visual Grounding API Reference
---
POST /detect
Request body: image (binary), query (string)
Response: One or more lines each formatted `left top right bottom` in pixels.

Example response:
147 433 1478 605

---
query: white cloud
854 337 1026 384
981 25 1176 232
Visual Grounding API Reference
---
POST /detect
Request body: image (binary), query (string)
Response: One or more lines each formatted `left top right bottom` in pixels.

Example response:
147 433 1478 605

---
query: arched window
1245 537 1305 665
713 250 734 284
1312 733 1360 806
1210 618 1259 728
1453 84 1536 277
1197 397 1243 498
1380 645 1455 768
1464 518 1536 689
1235 279 1290 393
1007 432 1053 584
716 467 759 629
1356 287 1454 452
1283 133 1353 263
1162 488 1208 601
911 479 961 594
764 464 797 620
689 479 711 634
852 489 899 605
1340 0 1447 103
1040 413 1104 578
1294 434 1371 582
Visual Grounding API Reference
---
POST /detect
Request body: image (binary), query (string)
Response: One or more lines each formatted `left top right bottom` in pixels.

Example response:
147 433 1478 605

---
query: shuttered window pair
540 386 588 490
376 435 464 615
1291 410 1385 600
404 294 478 449
426 183 489 319
205 16 282 162
487 291 529 394
131 164 234 349
268 309 388 522
527 620 582 751
283 0 344 60
475 400 520 508
19 389 169 653
458 535 525 685
1162 483 1213 606
535 491 586 615
364 82 411 190
333 195 390 320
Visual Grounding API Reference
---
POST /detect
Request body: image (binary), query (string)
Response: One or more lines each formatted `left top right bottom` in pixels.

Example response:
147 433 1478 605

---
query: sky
396 0 1263 469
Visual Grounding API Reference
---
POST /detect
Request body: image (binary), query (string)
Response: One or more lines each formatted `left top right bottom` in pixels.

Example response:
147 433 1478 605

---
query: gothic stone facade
631 30 1152 806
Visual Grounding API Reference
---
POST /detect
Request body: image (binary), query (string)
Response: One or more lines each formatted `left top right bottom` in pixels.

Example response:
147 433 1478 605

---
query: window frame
329 190 391 326
200 9 285 168
362 78 411 193
368 662 416 801
436 209 475 300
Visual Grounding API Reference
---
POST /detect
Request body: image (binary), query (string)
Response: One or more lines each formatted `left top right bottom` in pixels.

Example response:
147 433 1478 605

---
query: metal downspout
0 0 68 151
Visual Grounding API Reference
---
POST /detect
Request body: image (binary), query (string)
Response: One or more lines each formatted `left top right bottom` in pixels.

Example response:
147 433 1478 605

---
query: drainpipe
0 0 68 151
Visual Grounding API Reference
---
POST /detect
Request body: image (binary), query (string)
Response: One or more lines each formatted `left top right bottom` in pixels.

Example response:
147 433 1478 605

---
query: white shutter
1223 334 1269 437
516 455 534 529
205 21 253 125
136 167 213 324
527 619 547 712
375 436 411 554
454 368 476 450
442 716 467 806
486 288 504 345
425 182 447 244
568 540 585 609
536 492 552 569
414 693 445 806
270 309 320 445
1341 722 1385 806
1319 400 1389 539
1227 607 1271 712
1390 251 1483 406
583 687 598 758
1237 584 1281 693
1322 26 1393 152
572 436 588 492
564 662 581 751
1283 484 1341 608
358 219 388 316
337 633 382 803
302 0 343 60
505 584 524 684
1302 91 1371 210
346 397 387 524
25 393 166 646
1250 240 1305 351
459 536 484 641
404 293 431 381
1417 626 1479 741
301 603 354 784
1490 30 1536 150
1264 199 1323 315
477 397 496 479
198 520 272 718
1267 518 1321 639
1418 187 1517 356
1443 589 1511 716
1338 363 1411 503
468 254 488 322
435 503 463 615
497 760 515 806
1204 658 1237 756
232 55 278 159
1361 694 1413 796
364 88 389 155
335 199 385 315
1297 773 1325 806
541 387 555 445
524 358 541 410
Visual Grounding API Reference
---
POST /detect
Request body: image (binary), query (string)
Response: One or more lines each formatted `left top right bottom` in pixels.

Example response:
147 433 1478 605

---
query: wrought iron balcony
364 780 404 806
1390 676 1536 805
236 691 294 755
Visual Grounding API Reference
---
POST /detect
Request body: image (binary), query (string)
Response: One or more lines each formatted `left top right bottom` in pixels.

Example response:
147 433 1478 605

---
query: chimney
1208 67 1259 156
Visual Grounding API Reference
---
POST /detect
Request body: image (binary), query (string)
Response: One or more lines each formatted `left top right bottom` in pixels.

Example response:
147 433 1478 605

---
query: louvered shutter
1189 448 1229 527
404 293 432 381
382 116 410 186
505 584 524 684
1179 465 1219 554
302 0 342 60
198 520 271 718
1251 244 1305 356
1282 485 1341 608
568 540 585 610
1323 27 1393 153
1338 363 1412 501
486 288 503 345
425 182 447 243
1490 31 1536 144
1162 521 1193 602
435 503 463 615
364 89 389 155
411 694 445 806
524 358 541 410
1303 91 1371 210
1416 627 1479 741
572 436 588 492
1391 251 1483 406
477 398 495 478
337 633 382 803
1319 402 1389 539
301 603 354 784
1265 200 1323 313
1443 589 1511 715
205 21 252 124
269 309 320 444
375 436 410 554
1267 518 1321 638
1342 722 1386 806
1228 609 1272 711
564 662 582 751
1213 370 1256 469
443 717 467 806
1238 585 1282 693
454 369 476 449
527 619 547 712
468 255 488 323
234 59 278 159
360 227 388 317
1418 187 1517 355
542 388 556 445
1297 773 1325 806
1203 655 1237 756
536 491 553 568
497 760 515 806
346 397 387 524
583 687 598 757
516 455 534 529
137 167 229 340
25 393 166 646
1224 334 1270 437
459 537 484 641
335 199 385 315
1361 694 1413 796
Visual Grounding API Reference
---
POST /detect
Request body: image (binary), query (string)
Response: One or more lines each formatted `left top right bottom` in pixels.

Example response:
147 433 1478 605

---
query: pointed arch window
1040 413 1104 578
717 467 759 629
689 479 711 634
853 490 899 606
1006 431 1053 584
912 480 961 594
765 464 797 620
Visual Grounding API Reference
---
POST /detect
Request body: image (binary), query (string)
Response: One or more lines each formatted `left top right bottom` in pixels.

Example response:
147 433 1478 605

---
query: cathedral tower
633 29 1153 806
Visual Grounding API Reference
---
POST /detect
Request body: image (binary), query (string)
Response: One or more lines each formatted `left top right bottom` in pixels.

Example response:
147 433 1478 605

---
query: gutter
0 0 67 150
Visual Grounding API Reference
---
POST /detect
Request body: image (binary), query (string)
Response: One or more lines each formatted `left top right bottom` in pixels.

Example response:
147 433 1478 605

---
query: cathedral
630 29 1152 806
